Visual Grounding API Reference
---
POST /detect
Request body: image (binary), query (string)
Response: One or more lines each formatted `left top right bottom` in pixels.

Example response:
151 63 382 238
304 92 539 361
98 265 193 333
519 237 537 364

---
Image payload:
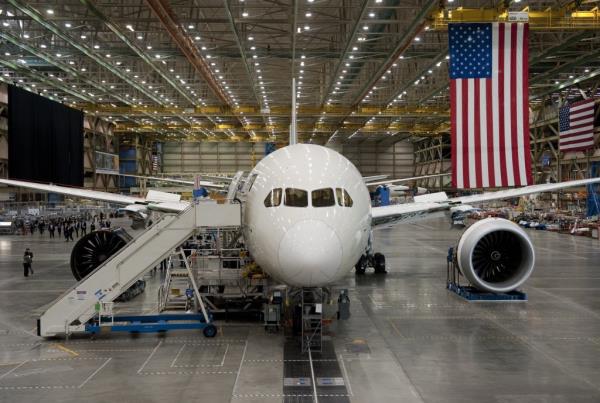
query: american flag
559 99 596 152
449 23 532 189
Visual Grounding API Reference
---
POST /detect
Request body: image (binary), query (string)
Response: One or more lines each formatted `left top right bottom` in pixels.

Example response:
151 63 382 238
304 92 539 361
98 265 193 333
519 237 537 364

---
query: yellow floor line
54 343 79 357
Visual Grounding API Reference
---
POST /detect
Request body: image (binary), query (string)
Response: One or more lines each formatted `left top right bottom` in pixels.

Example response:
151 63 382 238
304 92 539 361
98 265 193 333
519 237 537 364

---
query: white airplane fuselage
243 144 372 287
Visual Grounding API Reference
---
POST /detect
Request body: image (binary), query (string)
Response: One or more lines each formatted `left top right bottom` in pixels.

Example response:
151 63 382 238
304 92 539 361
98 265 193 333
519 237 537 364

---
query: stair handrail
45 205 195 326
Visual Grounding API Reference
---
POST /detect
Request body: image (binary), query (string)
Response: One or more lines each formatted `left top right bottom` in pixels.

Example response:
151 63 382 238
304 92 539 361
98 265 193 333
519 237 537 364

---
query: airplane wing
368 173 450 187
371 178 600 228
0 178 189 212
363 175 389 183
116 173 227 189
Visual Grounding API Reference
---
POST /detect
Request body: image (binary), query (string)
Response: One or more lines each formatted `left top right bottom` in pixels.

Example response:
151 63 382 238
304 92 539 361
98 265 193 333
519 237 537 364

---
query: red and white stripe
451 23 532 189
559 99 596 152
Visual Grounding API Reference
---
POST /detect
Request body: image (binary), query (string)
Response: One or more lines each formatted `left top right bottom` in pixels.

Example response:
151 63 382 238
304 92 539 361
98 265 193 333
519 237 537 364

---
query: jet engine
456 218 535 293
70 228 132 280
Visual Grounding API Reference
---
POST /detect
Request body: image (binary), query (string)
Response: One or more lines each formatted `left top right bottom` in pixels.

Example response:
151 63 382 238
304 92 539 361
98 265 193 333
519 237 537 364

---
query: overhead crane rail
80 104 449 118
432 8 600 30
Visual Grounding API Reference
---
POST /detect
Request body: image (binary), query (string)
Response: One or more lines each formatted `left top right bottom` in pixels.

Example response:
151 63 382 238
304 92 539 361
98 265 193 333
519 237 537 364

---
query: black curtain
8 85 84 186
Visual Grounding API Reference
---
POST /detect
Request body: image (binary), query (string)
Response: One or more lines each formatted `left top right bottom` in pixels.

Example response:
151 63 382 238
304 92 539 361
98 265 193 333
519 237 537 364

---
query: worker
48 223 55 238
23 248 34 277
75 221 80 237
81 221 87 236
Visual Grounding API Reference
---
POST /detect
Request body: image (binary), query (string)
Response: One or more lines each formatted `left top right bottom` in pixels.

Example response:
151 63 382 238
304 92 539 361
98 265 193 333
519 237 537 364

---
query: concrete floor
0 218 600 402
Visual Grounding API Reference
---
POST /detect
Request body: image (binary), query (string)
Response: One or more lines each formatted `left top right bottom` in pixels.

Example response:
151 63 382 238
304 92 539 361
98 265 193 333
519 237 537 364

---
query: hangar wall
161 142 267 174
328 141 414 178
160 140 414 177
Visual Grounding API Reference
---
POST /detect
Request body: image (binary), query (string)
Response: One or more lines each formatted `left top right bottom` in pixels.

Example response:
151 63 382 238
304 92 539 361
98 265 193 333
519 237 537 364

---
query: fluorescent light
126 24 134 31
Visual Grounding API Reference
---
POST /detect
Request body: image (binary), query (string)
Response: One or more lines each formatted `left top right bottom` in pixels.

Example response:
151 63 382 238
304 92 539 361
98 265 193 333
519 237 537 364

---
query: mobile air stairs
37 201 241 338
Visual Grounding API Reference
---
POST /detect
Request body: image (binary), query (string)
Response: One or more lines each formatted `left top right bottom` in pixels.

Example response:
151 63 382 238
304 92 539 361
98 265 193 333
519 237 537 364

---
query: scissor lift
37 201 241 338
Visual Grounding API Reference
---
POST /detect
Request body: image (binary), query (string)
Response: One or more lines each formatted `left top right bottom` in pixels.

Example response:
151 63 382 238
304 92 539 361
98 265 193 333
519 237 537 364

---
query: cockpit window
312 188 335 207
284 188 308 207
336 188 353 207
264 188 282 207
247 173 258 192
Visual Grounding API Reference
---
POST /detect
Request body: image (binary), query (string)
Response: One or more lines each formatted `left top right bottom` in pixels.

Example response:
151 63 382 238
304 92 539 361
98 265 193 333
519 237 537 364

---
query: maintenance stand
36 201 241 338
446 247 527 302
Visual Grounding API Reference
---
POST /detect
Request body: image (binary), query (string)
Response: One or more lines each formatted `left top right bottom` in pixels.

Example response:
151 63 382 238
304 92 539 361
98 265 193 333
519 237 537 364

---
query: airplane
2 147 600 295
367 173 450 197
1 82 599 295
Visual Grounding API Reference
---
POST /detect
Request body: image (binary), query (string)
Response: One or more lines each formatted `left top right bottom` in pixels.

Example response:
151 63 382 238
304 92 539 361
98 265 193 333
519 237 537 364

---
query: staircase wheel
203 324 217 338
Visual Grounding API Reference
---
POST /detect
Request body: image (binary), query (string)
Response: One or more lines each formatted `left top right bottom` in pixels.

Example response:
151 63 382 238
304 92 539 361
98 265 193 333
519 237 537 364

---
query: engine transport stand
446 247 527 302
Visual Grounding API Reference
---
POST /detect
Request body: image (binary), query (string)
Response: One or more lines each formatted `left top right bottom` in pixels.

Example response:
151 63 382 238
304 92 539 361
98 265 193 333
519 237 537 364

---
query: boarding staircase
38 202 241 337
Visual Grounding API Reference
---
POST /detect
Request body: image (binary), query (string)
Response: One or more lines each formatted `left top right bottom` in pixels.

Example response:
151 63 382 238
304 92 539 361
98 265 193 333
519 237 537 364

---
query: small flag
559 99 596 152
449 22 532 189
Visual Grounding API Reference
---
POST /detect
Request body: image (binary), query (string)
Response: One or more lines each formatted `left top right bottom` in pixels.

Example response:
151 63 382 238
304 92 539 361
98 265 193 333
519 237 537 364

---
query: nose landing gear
354 252 387 275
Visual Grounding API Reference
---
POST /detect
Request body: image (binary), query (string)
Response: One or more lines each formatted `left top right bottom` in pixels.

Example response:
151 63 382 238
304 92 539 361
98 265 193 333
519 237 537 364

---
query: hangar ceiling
0 0 599 144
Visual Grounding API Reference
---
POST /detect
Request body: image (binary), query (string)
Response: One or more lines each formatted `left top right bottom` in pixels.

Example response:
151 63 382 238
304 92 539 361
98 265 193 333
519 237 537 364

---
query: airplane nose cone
278 220 343 286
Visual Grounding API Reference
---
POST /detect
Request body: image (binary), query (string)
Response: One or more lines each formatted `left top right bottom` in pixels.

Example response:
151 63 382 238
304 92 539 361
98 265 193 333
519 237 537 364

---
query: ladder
159 267 192 312
38 202 241 337
301 288 323 353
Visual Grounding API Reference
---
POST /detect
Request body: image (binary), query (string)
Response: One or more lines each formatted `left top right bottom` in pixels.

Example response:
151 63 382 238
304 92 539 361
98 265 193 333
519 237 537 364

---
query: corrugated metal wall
161 141 414 177
329 141 414 178
162 142 266 173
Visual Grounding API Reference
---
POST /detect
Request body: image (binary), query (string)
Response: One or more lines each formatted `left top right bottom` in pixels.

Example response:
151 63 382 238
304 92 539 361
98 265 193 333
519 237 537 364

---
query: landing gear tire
373 253 387 274
355 256 367 275
203 324 217 338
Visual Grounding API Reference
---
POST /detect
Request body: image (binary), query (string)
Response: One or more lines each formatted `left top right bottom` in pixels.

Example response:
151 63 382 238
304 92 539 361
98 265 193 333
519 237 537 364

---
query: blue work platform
447 283 528 302
85 313 217 337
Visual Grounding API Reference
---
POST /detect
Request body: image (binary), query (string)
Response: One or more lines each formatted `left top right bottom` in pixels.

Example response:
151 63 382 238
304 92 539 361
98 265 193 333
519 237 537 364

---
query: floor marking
77 358 112 389
230 340 247 400
231 394 351 398
243 359 338 363
389 319 403 338
0 361 27 380
220 343 229 366
338 354 353 397
77 348 155 352
368 295 392 309
170 344 186 368
307 348 319 403
139 370 236 376
137 340 162 374
0 385 79 390
54 343 79 357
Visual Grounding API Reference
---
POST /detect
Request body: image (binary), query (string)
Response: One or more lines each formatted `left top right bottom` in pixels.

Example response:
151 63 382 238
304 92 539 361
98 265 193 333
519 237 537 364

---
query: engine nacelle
70 228 132 280
456 217 535 293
